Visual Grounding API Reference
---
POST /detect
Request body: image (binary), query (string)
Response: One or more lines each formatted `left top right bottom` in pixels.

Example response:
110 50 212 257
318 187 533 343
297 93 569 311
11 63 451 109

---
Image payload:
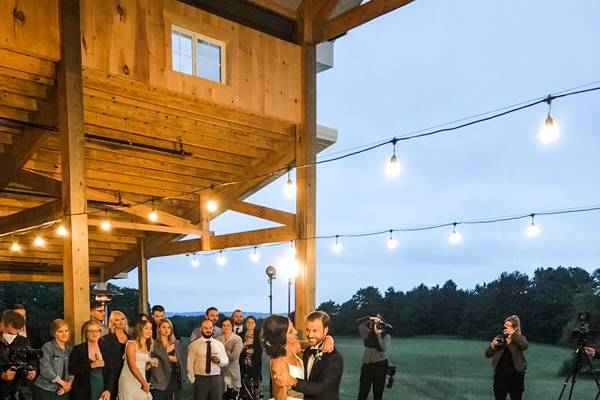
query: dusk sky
111 0 600 314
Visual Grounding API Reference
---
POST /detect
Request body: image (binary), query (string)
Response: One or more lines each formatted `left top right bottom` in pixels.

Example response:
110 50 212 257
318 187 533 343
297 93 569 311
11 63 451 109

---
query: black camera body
494 334 508 348
571 312 598 344
6 345 42 376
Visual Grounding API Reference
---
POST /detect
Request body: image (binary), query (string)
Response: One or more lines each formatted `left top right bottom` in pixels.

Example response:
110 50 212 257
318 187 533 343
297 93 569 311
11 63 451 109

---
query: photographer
0 310 38 400
485 315 528 400
357 315 390 400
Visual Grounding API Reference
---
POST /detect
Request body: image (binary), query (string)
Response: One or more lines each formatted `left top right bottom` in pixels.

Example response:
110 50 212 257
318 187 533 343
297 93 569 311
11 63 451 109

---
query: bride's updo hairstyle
261 315 290 358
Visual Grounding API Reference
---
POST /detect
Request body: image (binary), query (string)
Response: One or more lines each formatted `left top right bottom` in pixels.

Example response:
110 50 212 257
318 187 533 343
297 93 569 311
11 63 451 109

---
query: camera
494 334 508 348
571 312 596 343
7 345 42 375
386 365 396 389
356 316 393 331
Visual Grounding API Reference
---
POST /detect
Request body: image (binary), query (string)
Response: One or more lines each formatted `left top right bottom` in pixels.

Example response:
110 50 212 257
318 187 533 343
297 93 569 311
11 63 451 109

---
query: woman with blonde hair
485 315 528 400
149 319 185 400
69 320 113 400
33 319 73 399
118 319 157 399
102 311 131 399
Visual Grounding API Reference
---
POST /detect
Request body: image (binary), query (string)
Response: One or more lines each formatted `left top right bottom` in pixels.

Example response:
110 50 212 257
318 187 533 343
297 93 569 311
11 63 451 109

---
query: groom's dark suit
293 347 344 400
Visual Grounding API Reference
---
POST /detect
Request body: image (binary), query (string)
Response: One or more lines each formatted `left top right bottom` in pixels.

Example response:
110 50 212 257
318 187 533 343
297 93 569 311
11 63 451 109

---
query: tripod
558 341 600 400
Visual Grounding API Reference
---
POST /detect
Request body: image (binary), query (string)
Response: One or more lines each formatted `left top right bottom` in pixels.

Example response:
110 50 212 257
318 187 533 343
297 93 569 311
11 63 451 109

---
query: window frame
171 25 226 84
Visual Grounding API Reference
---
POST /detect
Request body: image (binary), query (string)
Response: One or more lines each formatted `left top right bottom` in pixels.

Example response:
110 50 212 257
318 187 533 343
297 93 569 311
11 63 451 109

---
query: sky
111 0 600 314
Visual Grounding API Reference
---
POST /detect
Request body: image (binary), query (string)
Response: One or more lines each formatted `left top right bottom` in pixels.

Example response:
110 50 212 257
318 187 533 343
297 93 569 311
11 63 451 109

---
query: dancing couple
262 311 343 400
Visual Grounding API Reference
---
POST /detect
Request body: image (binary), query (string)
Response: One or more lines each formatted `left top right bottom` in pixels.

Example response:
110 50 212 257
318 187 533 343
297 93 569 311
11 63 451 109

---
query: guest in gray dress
217 319 243 397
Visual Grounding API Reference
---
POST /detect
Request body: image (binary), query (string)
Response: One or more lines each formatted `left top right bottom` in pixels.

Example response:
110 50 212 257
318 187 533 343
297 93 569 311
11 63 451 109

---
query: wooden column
58 0 90 343
199 193 212 251
294 6 318 337
138 238 149 315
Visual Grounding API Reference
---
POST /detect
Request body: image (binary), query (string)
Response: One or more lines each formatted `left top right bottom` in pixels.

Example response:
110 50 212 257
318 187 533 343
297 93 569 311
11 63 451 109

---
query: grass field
180 336 595 399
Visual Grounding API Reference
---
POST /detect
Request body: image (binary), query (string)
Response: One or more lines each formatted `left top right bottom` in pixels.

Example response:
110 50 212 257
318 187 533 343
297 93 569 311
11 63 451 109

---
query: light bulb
56 225 68 237
331 236 343 254
449 224 462 245
10 242 21 252
284 171 296 199
217 251 226 266
207 200 218 213
288 241 297 257
385 154 403 179
526 215 540 237
250 247 260 263
387 231 398 250
149 210 159 222
101 220 112 232
190 256 200 268
33 236 45 247
538 116 559 145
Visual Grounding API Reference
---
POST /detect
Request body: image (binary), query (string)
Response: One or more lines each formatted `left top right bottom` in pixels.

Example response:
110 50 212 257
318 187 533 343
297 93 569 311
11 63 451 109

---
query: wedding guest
151 305 180 340
101 311 131 400
239 316 263 399
190 307 222 342
150 319 185 400
118 320 156 399
218 319 243 397
69 320 113 400
33 319 73 399
231 310 244 335
187 320 228 400
90 302 109 336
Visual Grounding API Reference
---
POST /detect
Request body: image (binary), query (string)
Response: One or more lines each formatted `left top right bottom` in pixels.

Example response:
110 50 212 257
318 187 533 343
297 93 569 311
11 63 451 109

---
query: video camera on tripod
1 346 42 400
571 312 599 344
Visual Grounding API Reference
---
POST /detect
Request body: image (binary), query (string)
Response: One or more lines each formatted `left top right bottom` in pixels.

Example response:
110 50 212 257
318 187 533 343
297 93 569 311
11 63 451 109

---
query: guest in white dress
118 320 158 400
261 315 304 400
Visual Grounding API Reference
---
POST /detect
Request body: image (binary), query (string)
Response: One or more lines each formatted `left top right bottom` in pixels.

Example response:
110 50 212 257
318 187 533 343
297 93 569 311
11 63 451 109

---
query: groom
275 311 344 400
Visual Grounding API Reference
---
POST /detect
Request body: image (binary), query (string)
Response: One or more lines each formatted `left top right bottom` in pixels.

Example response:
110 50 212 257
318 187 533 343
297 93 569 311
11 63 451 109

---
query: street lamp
265 265 277 315
281 258 299 317
91 283 121 324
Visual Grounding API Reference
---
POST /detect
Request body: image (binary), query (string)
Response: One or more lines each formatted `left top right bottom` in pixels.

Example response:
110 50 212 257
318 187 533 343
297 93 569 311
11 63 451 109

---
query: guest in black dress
69 320 114 400
101 311 131 400
239 316 263 400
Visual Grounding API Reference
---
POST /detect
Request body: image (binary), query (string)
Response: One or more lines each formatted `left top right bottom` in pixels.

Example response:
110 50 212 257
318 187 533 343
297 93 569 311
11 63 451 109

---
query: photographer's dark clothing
293 347 343 400
357 359 387 400
485 334 528 400
0 334 37 399
358 322 390 400
69 342 114 400
100 332 128 400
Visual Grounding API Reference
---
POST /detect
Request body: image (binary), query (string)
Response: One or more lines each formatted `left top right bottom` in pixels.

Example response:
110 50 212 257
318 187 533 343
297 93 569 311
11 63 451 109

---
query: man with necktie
187 320 228 400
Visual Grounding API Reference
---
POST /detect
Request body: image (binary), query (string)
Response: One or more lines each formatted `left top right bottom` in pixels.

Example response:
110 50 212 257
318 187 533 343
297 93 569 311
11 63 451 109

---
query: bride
262 315 304 400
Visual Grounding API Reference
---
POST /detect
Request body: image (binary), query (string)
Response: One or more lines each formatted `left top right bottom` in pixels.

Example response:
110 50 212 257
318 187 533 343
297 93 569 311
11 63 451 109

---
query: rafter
319 0 416 42
210 225 295 250
228 199 295 226
0 200 62 236
88 219 208 236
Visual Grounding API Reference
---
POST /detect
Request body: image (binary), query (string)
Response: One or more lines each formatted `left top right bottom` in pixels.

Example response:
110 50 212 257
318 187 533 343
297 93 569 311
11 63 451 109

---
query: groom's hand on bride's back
273 370 296 387
322 335 335 353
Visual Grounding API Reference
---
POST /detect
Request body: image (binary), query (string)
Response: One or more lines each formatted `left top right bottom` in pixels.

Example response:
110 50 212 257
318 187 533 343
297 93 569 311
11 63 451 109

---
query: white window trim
171 25 226 84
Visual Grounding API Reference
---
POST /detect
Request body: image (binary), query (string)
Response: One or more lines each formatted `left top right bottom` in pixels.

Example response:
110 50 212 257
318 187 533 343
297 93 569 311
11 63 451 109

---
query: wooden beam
58 0 90 344
146 238 202 258
210 226 295 250
15 170 62 197
0 272 101 283
137 238 149 315
229 199 295 226
88 219 208 236
0 200 62 236
319 0 415 42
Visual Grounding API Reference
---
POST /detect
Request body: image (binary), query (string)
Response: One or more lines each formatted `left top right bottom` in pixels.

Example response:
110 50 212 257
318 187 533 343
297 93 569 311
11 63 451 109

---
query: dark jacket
0 335 35 397
485 333 528 373
149 339 186 391
293 347 344 400
239 329 262 380
100 332 128 399
69 342 114 400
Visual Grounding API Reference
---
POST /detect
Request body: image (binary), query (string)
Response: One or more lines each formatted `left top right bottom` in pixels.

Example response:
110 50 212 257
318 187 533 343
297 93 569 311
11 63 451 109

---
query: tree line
2 266 600 347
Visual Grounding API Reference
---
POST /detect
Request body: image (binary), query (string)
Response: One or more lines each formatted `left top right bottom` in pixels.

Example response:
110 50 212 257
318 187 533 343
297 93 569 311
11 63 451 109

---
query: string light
538 95 559 145
250 247 260 263
525 214 541 237
448 223 462 245
385 138 402 179
33 235 45 248
10 241 21 253
207 199 218 213
387 230 398 249
190 253 200 268
55 224 68 237
331 235 343 254
288 241 297 257
101 211 112 232
216 251 227 266
148 200 159 222
284 168 296 199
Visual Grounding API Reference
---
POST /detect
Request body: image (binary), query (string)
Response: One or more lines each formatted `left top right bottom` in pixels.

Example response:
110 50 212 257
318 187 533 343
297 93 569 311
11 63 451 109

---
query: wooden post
199 193 212 251
138 238 149 315
58 0 90 343
294 6 318 337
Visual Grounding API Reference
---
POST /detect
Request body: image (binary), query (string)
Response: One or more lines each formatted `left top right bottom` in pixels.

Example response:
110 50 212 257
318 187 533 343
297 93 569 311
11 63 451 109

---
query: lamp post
91 283 121 324
265 265 276 315
284 258 299 318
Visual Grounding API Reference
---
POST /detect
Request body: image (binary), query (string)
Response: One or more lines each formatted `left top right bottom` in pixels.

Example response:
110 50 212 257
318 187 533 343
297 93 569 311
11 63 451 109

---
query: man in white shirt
187 319 228 400
231 310 244 335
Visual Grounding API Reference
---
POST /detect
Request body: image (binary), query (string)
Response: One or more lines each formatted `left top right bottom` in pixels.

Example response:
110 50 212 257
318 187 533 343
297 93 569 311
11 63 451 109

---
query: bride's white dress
118 341 152 400
270 353 304 400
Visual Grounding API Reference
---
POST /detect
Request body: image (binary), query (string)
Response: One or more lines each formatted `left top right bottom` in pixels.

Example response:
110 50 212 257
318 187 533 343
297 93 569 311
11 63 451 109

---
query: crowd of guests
0 303 263 400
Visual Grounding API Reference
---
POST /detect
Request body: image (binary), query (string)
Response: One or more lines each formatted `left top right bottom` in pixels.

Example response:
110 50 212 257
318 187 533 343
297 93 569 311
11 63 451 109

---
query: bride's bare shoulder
271 357 288 373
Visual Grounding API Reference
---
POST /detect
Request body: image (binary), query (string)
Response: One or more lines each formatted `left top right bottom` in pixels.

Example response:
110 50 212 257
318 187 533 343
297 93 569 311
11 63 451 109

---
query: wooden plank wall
0 0 302 123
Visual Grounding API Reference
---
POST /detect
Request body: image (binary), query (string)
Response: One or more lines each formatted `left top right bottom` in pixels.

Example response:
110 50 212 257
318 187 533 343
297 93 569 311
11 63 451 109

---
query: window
171 26 225 84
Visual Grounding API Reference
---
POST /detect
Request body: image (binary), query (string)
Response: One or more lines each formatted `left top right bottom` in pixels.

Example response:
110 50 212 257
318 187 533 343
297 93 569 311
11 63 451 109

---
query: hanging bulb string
5 83 600 228
199 202 600 256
